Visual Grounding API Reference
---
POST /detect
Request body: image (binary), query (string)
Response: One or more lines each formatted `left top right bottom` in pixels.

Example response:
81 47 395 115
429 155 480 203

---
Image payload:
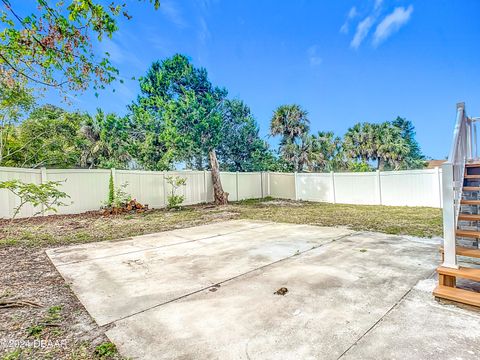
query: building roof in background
426 160 446 169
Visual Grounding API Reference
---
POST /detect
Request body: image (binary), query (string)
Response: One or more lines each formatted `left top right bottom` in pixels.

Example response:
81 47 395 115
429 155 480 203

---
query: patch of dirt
0 247 123 359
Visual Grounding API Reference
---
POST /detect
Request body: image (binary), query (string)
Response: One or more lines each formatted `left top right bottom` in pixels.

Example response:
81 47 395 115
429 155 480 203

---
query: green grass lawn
235 199 442 238
0 198 442 247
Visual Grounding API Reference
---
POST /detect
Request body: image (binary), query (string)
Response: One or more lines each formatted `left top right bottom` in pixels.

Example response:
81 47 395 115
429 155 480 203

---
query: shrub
166 175 186 209
0 179 70 220
103 171 131 209
108 170 115 206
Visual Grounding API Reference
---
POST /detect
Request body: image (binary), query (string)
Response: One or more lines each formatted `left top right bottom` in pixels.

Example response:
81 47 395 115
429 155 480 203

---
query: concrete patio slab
341 278 480 359
47 220 353 325
47 220 480 359
104 231 439 360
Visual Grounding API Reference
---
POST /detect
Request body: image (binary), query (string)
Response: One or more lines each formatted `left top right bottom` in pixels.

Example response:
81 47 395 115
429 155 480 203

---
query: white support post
236 171 239 201
40 167 47 215
330 171 336 204
435 166 442 208
294 172 298 200
376 170 382 205
203 170 208 203
442 163 458 269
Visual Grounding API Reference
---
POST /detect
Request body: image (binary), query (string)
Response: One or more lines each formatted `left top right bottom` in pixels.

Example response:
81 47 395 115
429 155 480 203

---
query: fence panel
334 172 379 205
297 173 333 202
46 169 111 215
269 172 295 200
116 170 165 208
167 171 207 206
0 167 42 218
220 172 238 201
0 166 443 219
238 172 263 200
380 169 442 207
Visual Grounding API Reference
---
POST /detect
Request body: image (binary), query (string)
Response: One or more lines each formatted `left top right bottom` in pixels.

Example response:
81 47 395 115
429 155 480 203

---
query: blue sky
44 0 480 160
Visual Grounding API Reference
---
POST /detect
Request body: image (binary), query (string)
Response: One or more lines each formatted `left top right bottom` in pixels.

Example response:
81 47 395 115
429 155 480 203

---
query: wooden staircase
434 162 480 307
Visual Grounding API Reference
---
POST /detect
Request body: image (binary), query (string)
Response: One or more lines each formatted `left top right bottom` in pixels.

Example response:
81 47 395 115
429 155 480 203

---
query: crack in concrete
336 269 438 359
101 231 359 328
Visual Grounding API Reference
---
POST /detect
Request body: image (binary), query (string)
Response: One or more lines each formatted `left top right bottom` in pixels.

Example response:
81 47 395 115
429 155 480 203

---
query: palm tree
343 122 377 164
377 122 409 170
270 104 310 171
270 104 310 143
307 131 343 172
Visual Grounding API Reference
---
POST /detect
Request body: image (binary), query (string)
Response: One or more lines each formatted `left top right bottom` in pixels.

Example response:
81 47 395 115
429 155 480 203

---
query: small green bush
0 179 70 220
166 175 187 209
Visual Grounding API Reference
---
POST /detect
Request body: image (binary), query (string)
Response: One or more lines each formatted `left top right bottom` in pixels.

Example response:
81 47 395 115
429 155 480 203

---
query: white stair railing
442 102 478 268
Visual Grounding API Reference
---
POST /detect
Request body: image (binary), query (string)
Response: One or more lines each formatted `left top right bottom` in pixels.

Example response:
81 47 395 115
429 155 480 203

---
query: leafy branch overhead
0 0 159 95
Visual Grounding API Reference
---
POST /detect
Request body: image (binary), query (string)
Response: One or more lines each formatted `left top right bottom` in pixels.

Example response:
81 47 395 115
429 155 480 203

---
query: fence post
163 171 167 207
376 170 382 205
236 171 240 201
40 167 47 215
203 170 208 203
267 171 271 197
294 172 298 200
330 171 336 204
260 172 264 198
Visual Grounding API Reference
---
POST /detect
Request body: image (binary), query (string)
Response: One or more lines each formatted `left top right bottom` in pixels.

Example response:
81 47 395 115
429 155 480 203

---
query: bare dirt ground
0 199 442 359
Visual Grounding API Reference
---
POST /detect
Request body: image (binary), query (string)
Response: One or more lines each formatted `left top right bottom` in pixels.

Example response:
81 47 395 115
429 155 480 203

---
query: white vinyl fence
0 166 442 219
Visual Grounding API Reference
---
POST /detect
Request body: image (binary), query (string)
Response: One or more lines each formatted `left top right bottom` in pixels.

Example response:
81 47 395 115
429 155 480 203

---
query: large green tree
79 109 131 169
134 54 229 204
217 99 276 172
15 104 85 168
392 117 426 169
0 0 159 95
0 79 34 166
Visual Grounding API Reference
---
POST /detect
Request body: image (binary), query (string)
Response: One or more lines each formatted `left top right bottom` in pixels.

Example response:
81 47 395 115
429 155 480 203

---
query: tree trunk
209 149 228 205
378 157 385 171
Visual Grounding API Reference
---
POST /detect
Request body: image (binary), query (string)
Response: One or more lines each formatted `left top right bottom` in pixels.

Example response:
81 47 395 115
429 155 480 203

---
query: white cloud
350 16 374 49
373 5 413 46
161 1 187 28
340 6 358 34
307 45 322 66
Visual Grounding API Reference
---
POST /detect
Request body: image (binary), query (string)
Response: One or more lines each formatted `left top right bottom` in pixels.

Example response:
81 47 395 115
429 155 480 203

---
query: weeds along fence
0 166 442 219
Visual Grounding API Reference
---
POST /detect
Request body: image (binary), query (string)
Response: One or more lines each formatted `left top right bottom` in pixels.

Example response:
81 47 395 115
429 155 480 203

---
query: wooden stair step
456 229 480 238
437 266 480 282
463 186 480 191
460 199 480 205
433 285 480 307
458 213 480 221
464 174 480 179
440 246 480 258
